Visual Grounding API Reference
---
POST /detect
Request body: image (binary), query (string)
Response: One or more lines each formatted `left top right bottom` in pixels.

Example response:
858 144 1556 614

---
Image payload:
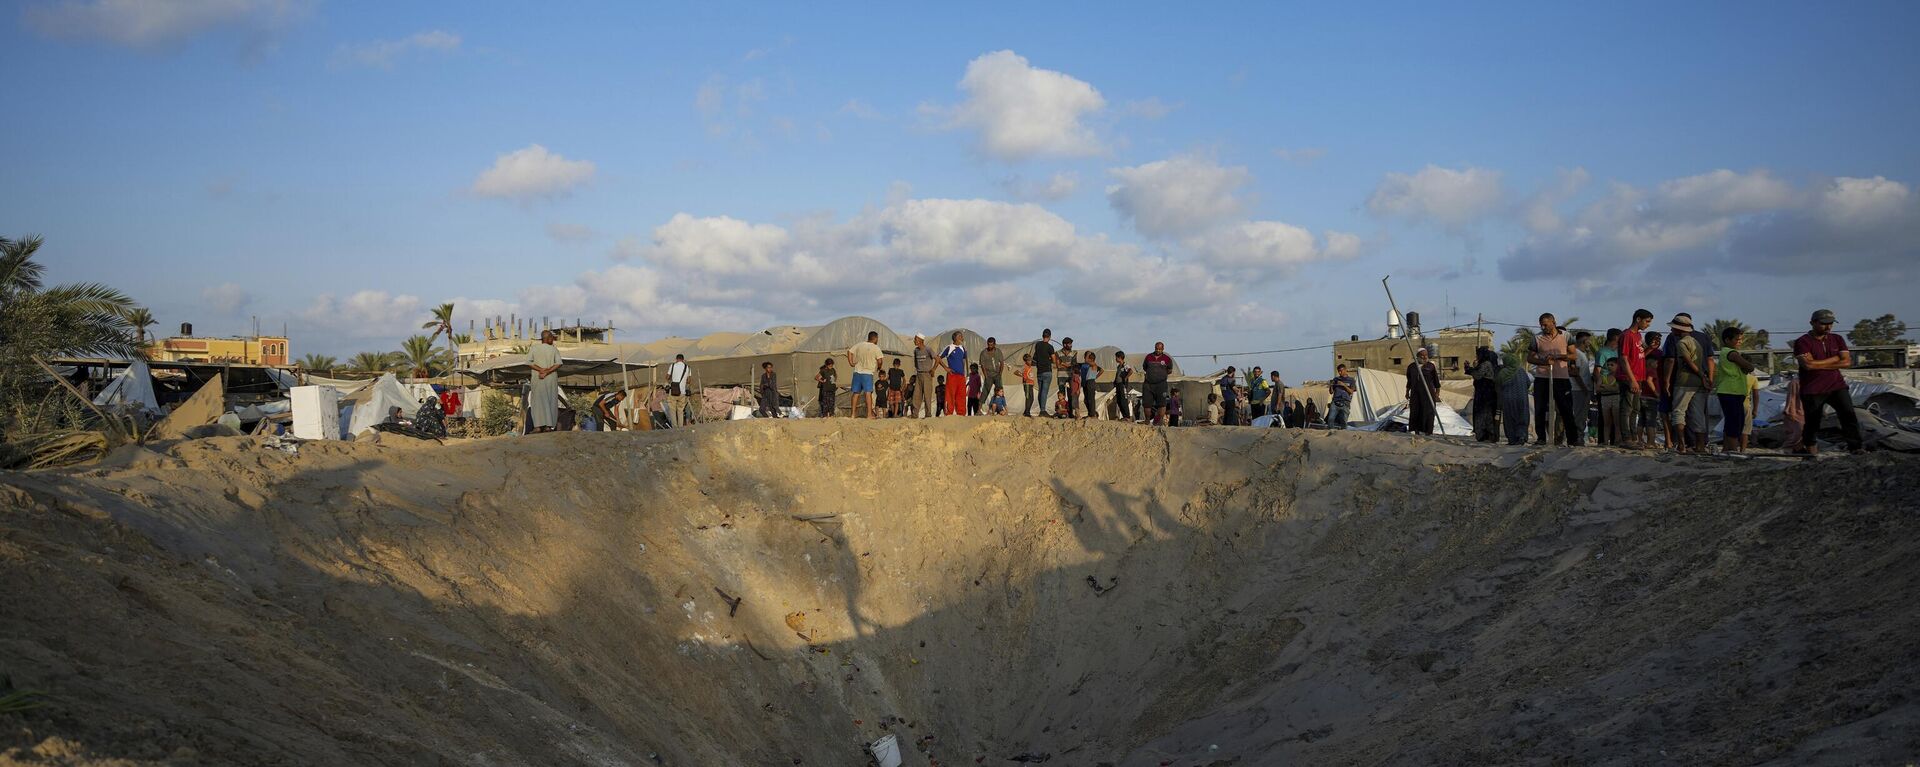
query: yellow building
149 336 290 367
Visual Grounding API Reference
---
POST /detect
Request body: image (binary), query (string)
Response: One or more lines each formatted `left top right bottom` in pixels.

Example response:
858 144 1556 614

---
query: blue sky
4 0 1917 381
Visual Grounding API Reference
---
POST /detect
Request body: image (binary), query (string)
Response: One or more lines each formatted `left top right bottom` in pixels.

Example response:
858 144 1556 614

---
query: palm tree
347 351 397 374
422 302 457 364
295 353 338 372
121 307 157 346
398 334 451 378
1706 318 1768 350
0 235 139 363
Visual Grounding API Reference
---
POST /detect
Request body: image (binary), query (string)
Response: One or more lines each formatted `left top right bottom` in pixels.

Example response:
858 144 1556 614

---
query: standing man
757 361 781 418
1328 363 1357 429
1406 347 1441 435
1618 310 1653 448
665 353 692 428
528 329 562 433
815 357 837 418
848 330 884 419
1217 366 1240 426
1568 330 1595 446
941 332 969 417
1032 329 1056 418
1247 366 1270 421
1142 341 1173 426
911 334 936 418
1664 315 1712 452
1528 313 1576 445
979 337 1006 407
1794 309 1865 455
1269 371 1285 421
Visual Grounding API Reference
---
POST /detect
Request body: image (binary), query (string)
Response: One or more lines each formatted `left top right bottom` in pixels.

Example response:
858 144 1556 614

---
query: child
1168 388 1184 427
1644 331 1669 449
1597 356 1624 446
1080 351 1102 420
1204 392 1222 425
989 388 1007 415
1066 360 1082 417
887 359 905 417
966 363 982 415
1716 327 1757 453
1019 353 1037 417
936 375 947 416
1053 389 1071 418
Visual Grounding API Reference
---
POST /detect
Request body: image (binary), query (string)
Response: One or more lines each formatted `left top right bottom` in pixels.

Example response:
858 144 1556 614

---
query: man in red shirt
1141 342 1175 426
1617 308 1652 448
1793 309 1864 454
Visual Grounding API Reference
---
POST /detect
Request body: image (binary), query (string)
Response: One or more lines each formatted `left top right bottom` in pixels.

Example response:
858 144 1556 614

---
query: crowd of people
540 308 1872 456
1457 308 1865 455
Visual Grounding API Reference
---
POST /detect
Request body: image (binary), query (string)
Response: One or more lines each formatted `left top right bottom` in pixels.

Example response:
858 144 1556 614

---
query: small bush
478 390 516 436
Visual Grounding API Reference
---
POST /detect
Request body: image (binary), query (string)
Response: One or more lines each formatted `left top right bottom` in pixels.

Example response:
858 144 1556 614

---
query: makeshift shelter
91 359 160 416
1343 366 1470 426
344 374 422 437
1361 401 1475 436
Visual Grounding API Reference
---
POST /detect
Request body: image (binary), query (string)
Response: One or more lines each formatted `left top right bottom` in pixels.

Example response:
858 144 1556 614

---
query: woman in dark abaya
1405 347 1441 435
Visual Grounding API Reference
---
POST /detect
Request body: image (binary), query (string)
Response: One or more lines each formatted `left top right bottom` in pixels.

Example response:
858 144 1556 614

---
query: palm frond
0 235 48 296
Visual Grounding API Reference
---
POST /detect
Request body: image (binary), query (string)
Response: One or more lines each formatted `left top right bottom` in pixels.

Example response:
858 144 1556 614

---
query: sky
4 0 1918 382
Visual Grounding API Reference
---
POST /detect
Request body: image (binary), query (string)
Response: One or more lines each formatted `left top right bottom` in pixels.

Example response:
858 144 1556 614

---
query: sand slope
1 420 1916 766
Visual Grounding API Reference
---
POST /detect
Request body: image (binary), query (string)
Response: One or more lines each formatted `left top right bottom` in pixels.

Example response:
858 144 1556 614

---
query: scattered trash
868 734 903 767
714 587 742 617
1085 575 1118 596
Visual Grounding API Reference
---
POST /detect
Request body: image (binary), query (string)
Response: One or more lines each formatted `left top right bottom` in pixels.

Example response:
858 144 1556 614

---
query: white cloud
470 144 595 201
201 282 251 313
1059 240 1235 314
938 50 1106 161
839 99 884 119
1186 222 1362 281
1522 167 1591 234
545 222 595 243
1001 171 1079 201
1367 165 1505 226
299 290 422 340
23 0 305 48
1123 98 1177 119
1503 170 1920 279
879 199 1080 272
1272 147 1327 164
1107 154 1252 238
330 29 459 69
646 214 793 275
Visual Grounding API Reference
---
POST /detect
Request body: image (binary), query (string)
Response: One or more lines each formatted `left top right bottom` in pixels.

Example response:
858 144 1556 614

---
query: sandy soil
1 419 1916 766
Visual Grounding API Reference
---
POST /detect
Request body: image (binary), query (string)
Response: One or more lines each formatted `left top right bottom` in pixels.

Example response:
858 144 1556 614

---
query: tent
91 359 160 415
1344 366 1470 425
344 373 422 436
456 353 637 386
1361 401 1475 436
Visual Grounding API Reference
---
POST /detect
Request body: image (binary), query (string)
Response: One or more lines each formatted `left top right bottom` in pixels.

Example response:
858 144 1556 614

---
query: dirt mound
2 420 1917 766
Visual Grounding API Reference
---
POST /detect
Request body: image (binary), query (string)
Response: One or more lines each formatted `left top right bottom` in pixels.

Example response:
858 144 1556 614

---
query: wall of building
150 336 289 366
1332 330 1493 380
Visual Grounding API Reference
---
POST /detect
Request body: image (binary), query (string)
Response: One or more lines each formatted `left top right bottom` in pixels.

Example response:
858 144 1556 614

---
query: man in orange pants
939 331 969 417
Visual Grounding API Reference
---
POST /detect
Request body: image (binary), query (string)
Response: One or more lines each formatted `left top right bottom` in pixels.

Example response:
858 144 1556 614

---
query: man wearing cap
1793 309 1864 454
1663 314 1713 452
911 333 936 418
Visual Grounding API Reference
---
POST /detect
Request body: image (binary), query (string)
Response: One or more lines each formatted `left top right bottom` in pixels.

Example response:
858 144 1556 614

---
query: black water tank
1405 311 1421 331
180 322 193 337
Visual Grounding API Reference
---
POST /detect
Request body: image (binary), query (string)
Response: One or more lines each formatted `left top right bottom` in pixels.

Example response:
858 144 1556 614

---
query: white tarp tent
1363 401 1475 436
91 359 160 415
1346 366 1468 425
345 373 421 436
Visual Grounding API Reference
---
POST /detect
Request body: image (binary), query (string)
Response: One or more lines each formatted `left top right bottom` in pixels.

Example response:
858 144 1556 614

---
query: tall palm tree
0 235 139 363
422 302 457 365
347 351 397 374
120 307 157 346
295 353 338 372
398 334 451 378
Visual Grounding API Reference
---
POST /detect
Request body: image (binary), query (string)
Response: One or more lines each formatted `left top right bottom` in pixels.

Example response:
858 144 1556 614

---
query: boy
966 363 982 416
989 388 1007 415
1168 388 1184 427
757 361 780 418
886 358 906 417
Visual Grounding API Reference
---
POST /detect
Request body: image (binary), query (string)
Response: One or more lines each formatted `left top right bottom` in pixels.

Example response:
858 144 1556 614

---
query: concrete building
149 335 289 367
1332 328 1494 381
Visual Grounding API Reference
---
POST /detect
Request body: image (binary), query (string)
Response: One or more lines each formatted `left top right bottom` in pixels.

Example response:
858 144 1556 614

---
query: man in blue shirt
940 332 969 417
1327 364 1356 429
